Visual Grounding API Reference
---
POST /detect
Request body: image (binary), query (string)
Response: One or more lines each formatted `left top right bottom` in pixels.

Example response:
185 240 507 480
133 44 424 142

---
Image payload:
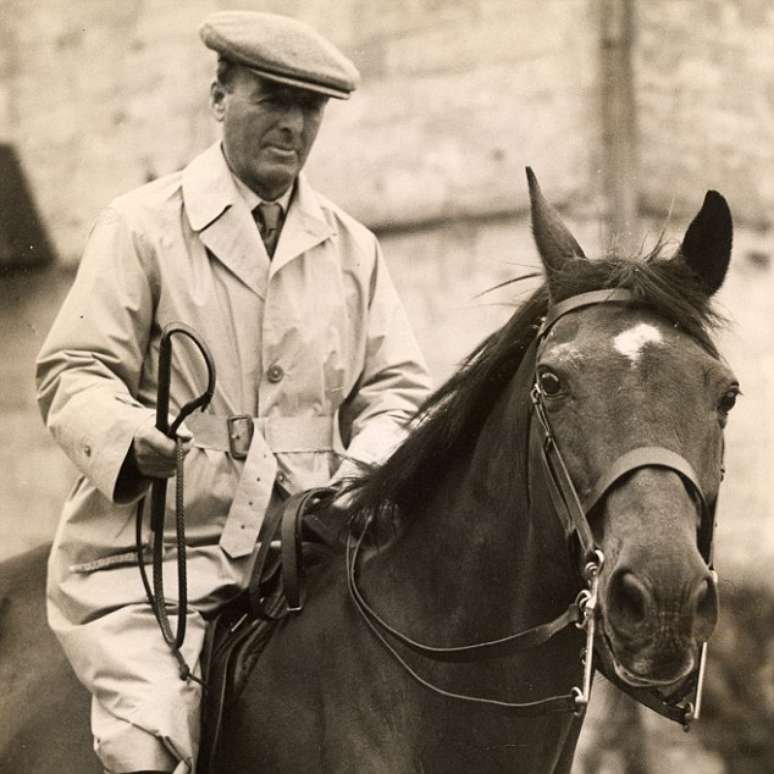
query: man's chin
250 166 297 200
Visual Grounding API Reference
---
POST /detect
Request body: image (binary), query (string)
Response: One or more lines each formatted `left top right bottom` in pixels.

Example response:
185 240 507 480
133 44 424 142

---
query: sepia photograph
1 1 772 772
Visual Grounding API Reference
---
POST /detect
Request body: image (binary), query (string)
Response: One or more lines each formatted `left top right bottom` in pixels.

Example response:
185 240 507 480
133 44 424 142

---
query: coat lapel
182 143 270 297
270 173 336 275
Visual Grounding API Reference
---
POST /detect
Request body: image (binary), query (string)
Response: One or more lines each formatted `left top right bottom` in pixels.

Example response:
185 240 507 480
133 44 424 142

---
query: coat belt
186 413 335 455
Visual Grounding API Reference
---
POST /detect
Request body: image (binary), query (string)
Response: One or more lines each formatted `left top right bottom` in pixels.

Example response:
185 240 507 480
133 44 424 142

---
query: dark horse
1 171 737 773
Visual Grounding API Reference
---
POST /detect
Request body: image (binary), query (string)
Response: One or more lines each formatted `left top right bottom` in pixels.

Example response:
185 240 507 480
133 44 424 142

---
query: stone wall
636 0 774 224
0 0 596 267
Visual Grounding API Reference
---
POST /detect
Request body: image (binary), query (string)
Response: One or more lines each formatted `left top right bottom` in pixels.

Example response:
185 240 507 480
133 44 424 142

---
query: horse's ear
526 168 587 295
676 191 733 296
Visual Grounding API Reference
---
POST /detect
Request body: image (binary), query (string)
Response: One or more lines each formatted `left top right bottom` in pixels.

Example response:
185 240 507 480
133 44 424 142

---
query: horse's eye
538 370 562 397
718 387 740 414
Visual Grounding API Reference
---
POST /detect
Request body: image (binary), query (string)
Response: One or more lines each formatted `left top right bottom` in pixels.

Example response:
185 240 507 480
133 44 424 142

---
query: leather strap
538 289 636 339
530 383 597 559
594 638 695 726
346 523 584 715
281 488 333 612
583 446 707 515
187 414 335 453
247 492 288 621
247 487 335 619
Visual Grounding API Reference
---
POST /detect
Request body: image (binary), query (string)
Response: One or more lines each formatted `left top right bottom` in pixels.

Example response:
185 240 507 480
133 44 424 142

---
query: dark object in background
698 582 774 774
0 143 55 270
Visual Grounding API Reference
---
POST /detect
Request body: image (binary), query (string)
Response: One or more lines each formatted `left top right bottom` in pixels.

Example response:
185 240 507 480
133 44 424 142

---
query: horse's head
527 171 738 692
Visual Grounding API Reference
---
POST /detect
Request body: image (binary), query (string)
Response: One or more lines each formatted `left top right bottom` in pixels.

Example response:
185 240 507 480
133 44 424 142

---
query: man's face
210 67 327 200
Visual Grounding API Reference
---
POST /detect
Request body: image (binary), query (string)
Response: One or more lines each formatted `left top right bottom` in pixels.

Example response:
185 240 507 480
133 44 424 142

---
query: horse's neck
364 382 575 642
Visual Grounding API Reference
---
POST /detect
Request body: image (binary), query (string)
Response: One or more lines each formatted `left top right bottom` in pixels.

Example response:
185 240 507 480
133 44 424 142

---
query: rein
136 322 216 683
347 289 720 728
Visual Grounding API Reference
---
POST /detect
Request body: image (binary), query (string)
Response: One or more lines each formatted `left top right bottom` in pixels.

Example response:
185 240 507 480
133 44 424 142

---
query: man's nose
277 104 305 134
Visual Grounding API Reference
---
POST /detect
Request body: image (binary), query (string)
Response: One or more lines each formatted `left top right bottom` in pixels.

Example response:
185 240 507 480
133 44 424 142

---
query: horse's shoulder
0 543 94 771
0 543 50 623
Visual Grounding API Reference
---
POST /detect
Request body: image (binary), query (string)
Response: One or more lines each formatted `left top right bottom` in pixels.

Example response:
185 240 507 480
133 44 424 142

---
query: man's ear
209 81 226 122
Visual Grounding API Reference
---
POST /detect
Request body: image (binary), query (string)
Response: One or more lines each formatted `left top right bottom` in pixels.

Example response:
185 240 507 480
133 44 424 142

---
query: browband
538 289 637 339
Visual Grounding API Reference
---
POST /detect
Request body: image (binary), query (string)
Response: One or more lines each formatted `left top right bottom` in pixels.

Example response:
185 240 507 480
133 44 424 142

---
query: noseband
347 288 721 728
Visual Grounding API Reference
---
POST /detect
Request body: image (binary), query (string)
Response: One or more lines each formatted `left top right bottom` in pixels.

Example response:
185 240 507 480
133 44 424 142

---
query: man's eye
718 387 740 414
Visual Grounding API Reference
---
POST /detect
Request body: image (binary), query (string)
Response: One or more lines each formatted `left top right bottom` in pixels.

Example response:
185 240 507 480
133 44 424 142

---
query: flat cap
199 11 360 99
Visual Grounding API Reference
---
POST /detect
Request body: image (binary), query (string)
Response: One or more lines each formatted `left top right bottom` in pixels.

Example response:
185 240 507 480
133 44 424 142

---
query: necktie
254 202 283 258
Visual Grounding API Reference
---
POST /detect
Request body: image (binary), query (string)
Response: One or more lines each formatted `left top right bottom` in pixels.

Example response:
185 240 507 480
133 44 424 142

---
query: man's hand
131 417 193 478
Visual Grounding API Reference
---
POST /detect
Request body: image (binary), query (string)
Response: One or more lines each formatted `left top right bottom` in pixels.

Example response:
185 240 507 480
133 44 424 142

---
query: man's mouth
265 145 297 157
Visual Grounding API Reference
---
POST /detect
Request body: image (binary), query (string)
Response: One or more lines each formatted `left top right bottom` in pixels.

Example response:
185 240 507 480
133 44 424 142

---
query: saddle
197 486 343 773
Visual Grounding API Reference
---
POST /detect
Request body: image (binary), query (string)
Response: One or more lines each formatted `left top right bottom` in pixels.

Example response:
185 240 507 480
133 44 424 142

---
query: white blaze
613 323 664 365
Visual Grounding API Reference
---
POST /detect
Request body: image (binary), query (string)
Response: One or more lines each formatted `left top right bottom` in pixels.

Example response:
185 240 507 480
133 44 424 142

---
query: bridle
347 288 721 728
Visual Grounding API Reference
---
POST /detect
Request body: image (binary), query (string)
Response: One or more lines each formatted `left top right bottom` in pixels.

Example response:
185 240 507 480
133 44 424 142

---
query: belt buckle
227 415 254 460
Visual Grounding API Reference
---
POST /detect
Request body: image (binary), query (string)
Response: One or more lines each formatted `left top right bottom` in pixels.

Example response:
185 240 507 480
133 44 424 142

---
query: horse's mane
347 244 724 532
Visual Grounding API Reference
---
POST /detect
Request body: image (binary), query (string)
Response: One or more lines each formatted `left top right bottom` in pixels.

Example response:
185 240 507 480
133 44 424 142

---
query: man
36 11 431 774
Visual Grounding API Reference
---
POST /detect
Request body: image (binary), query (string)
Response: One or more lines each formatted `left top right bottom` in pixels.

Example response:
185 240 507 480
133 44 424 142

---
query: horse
0 170 737 773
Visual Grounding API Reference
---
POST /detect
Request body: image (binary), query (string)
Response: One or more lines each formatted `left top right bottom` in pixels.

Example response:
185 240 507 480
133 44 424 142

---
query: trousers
48 545 255 773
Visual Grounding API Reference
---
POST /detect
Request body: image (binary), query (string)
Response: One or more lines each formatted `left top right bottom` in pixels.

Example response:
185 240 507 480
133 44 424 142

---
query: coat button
267 364 284 383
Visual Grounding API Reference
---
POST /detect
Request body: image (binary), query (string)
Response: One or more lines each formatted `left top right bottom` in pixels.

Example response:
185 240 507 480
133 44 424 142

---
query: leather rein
136 322 216 684
347 289 720 728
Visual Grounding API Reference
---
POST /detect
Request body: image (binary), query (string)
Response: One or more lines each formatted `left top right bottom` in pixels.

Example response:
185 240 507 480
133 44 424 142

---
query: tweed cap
199 11 360 99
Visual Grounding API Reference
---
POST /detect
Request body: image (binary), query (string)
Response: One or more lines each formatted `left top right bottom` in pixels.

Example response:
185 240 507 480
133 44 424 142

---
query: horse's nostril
610 570 650 629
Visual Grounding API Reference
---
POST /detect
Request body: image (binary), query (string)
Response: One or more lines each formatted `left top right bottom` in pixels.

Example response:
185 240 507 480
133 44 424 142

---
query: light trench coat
36 142 431 768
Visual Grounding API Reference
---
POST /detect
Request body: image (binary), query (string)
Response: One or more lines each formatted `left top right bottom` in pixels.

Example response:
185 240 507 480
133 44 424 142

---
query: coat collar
182 142 335 295
270 172 336 275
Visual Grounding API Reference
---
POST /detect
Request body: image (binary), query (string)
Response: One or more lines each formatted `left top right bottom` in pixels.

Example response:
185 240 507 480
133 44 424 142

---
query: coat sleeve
333 240 432 480
36 207 156 504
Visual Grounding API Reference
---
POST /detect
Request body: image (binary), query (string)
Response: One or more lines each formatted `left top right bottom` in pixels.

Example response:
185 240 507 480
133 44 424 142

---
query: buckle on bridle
227 414 254 460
